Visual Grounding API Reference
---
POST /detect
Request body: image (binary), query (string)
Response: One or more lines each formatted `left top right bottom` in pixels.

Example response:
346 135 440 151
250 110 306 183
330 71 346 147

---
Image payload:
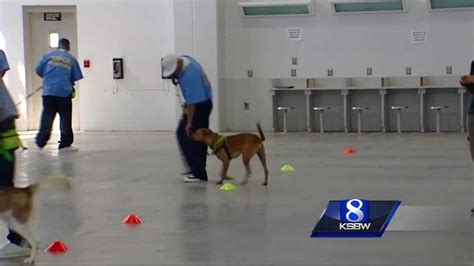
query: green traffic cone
280 164 295 172
220 183 236 191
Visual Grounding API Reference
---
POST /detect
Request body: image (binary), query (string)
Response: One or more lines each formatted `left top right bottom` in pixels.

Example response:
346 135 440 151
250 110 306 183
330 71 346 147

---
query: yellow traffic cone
220 183 237 191
280 164 295 172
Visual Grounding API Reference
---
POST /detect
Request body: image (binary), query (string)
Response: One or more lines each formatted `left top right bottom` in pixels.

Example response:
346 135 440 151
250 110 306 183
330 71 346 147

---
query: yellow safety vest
0 129 22 161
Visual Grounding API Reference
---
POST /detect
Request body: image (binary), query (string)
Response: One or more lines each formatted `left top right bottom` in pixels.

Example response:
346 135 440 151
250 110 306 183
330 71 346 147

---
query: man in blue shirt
0 50 31 259
162 54 213 183
35 38 83 151
459 60 474 214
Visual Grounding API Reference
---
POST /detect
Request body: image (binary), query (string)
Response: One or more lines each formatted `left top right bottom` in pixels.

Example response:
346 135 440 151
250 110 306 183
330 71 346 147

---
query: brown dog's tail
257 122 265 142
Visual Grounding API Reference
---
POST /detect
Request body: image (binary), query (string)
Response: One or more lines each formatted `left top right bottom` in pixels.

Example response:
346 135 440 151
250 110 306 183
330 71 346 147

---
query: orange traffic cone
122 214 143 225
344 148 357 155
45 241 68 253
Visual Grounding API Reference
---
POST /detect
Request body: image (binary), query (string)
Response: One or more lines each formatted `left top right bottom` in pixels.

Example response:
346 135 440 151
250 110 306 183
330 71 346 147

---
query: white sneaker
0 243 30 258
183 176 207 183
58 146 79 153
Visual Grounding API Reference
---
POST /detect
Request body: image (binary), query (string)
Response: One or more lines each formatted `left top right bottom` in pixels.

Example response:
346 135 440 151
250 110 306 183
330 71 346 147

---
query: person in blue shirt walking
35 38 83 151
162 54 213 183
0 50 31 259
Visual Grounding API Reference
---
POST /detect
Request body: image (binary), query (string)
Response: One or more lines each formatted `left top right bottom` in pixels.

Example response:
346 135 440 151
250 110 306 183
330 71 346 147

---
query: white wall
223 0 474 78
174 0 220 130
222 78 274 131
220 0 474 131
0 0 176 131
2 0 472 132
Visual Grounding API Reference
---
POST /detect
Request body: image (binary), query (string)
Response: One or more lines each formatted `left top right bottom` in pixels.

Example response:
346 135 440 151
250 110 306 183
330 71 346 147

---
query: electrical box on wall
328 68 333 77
113 58 124 79
366 67 373 76
291 69 297 77
247 69 253 78
446 66 453 75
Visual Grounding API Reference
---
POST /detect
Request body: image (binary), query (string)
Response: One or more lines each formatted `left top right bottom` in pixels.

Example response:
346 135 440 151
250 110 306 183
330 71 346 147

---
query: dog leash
4 87 42 151
15 86 42 106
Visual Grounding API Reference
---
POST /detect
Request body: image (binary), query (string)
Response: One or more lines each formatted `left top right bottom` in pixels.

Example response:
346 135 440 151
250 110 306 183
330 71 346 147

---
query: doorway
23 6 80 131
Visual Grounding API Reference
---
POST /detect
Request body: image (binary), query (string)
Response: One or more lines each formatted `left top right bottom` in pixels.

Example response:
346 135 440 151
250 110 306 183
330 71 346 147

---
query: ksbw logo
312 199 400 238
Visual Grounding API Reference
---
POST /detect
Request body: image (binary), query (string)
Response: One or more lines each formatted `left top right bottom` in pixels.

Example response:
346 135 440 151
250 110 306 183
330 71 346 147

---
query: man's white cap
161 54 178 78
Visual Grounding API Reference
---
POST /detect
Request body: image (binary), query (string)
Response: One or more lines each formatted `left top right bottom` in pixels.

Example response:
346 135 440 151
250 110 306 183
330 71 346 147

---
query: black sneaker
183 175 207 183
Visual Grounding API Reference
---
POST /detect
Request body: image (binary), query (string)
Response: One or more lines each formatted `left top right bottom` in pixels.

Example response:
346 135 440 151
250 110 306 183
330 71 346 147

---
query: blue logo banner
312 199 400 238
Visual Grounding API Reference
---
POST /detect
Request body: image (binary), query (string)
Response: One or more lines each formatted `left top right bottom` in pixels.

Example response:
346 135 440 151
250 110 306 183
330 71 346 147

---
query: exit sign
44 12 62 21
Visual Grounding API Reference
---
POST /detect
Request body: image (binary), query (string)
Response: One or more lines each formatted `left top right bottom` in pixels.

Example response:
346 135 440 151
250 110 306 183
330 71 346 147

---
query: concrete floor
1 132 473 265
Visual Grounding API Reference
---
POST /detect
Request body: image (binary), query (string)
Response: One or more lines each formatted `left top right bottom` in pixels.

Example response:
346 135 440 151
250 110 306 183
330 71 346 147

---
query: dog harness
0 129 23 161
211 134 232 160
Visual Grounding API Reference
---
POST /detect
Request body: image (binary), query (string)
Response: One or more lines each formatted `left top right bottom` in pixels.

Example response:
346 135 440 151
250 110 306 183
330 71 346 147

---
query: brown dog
191 123 269 186
0 176 71 264
460 75 474 93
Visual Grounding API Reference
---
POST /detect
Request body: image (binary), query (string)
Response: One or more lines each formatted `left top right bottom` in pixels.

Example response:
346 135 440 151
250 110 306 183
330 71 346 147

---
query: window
49 33 59 48
242 5 310 16
239 0 313 17
330 0 405 14
429 0 474 10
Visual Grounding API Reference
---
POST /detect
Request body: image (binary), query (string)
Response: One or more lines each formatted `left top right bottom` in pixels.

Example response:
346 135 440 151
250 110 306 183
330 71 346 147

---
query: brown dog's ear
197 128 209 137
190 129 201 140
191 128 210 140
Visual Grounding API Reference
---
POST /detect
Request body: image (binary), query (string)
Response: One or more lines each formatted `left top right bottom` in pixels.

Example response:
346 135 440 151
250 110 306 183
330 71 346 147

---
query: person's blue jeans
35 96 73 149
176 99 213 180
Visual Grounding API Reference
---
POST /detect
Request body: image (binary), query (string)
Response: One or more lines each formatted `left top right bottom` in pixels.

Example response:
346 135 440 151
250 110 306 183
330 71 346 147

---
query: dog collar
211 134 232 160
211 134 227 151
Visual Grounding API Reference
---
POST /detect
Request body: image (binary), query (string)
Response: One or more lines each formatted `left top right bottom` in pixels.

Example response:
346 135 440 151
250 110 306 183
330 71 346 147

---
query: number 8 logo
345 199 365 222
